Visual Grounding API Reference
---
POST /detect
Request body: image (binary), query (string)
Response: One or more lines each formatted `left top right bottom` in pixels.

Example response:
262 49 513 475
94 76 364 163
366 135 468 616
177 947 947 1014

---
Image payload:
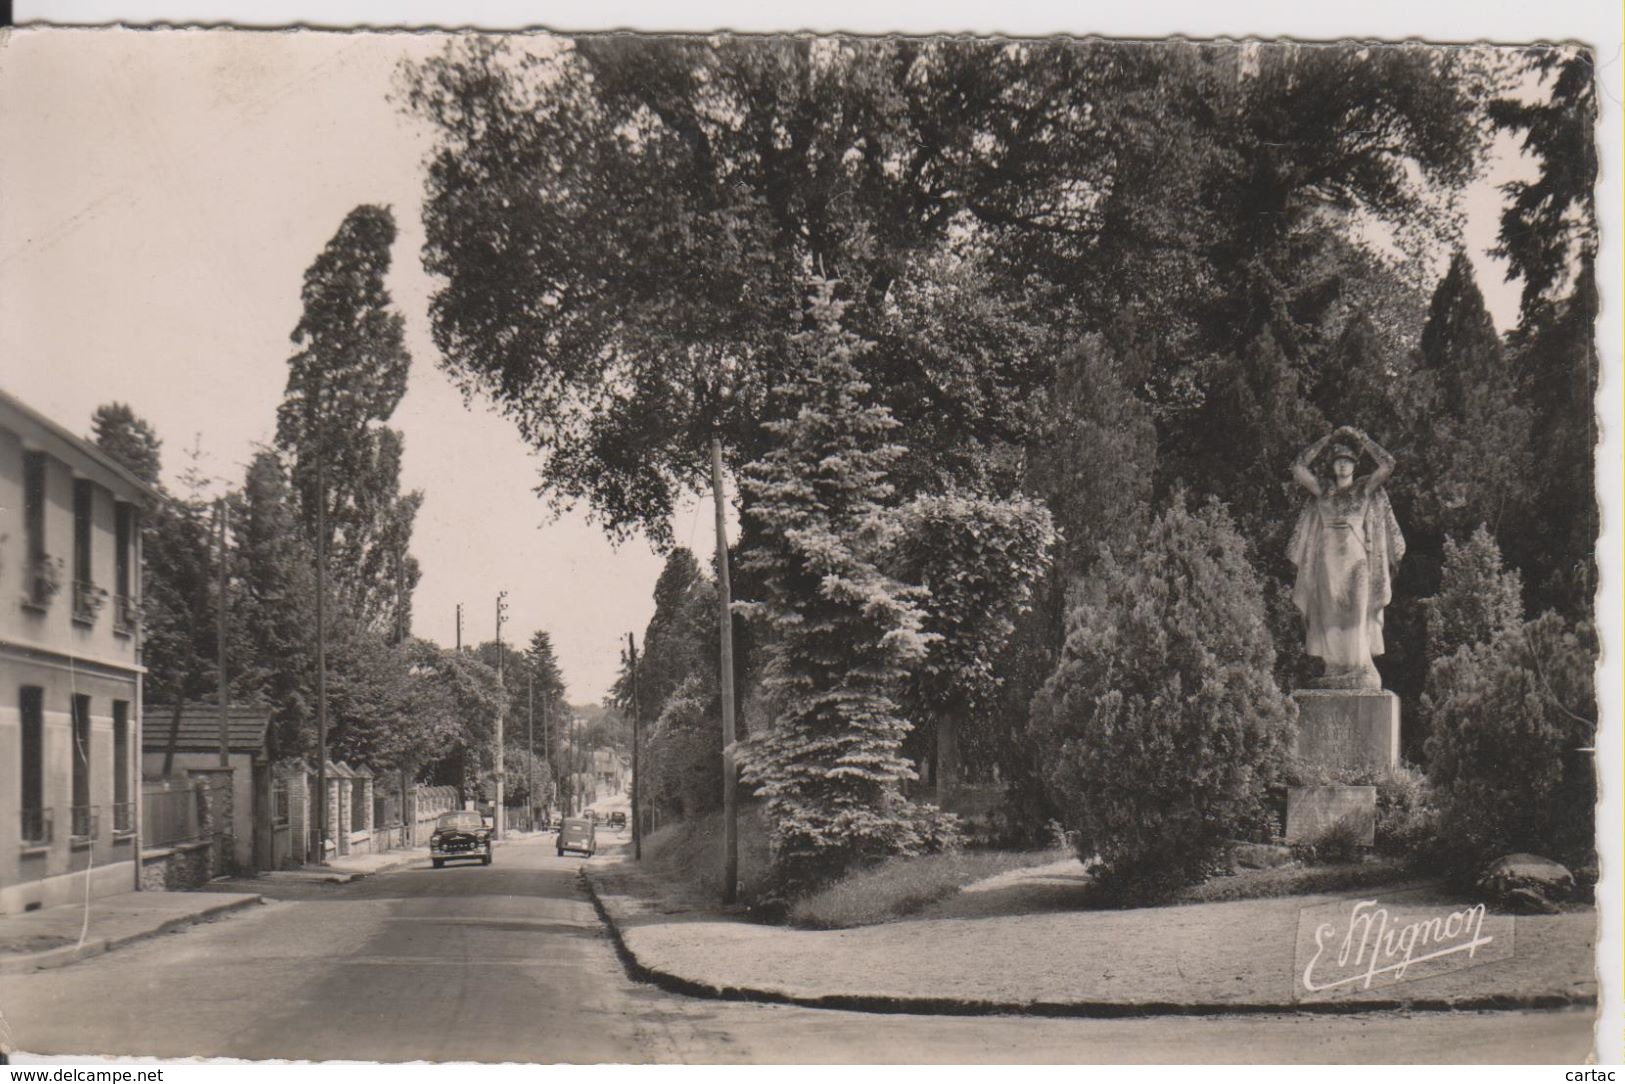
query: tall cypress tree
1414 252 1531 557
1491 47 1598 618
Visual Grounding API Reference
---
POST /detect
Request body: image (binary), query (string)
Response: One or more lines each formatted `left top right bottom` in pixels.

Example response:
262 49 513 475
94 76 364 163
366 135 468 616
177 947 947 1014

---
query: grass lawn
791 848 1074 928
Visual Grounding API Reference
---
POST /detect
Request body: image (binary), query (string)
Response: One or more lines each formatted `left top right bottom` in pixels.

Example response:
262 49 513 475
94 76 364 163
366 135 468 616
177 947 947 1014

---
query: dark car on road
556 816 596 857
607 811 627 830
430 810 493 868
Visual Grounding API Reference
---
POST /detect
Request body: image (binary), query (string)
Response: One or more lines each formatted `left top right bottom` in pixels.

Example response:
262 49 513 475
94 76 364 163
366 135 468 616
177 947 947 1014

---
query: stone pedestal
1291 689 1399 773
1284 785 1376 845
1285 689 1400 845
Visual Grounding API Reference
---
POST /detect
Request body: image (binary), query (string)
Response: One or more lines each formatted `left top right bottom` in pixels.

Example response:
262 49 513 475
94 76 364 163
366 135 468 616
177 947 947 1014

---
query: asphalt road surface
0 836 1594 1063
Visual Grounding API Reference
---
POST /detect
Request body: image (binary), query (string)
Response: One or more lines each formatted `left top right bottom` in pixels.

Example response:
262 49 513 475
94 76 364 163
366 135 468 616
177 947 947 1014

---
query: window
113 701 131 831
71 694 92 838
22 452 49 608
114 503 134 633
73 479 92 584
20 688 46 844
72 480 98 624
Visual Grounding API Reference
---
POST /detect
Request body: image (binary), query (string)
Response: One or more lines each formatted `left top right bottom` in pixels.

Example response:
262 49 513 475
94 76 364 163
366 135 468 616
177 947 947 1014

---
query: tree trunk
935 711 960 807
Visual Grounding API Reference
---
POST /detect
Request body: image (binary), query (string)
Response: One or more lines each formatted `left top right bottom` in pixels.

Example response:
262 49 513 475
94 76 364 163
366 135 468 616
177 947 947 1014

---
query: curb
0 894 264 976
579 868 1595 1020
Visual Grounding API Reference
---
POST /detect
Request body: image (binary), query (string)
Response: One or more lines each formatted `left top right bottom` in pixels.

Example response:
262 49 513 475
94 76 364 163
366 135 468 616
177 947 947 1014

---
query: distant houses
0 390 154 915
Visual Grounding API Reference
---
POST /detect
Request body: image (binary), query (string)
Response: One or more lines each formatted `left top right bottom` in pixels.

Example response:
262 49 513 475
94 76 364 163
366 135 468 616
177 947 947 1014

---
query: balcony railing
21 807 52 846
70 804 98 840
72 581 109 626
112 800 135 833
113 593 139 636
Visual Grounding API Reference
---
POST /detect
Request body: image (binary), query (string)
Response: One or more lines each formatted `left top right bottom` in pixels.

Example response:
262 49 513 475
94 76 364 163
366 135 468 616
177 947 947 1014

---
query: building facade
0 391 153 914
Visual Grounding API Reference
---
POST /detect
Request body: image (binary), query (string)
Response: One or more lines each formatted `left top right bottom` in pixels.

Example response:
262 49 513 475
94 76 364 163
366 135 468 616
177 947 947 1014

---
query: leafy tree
275 204 422 636
234 450 317 759
644 676 721 821
326 624 416 770
1030 494 1295 900
736 280 955 893
416 644 505 796
1424 612 1596 874
887 491 1054 790
611 548 724 821
397 37 1252 542
91 404 219 767
90 404 162 487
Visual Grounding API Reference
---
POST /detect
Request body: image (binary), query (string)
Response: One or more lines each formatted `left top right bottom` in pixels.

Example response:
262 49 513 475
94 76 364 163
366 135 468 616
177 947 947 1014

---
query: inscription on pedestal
1291 689 1400 773
1285 785 1376 845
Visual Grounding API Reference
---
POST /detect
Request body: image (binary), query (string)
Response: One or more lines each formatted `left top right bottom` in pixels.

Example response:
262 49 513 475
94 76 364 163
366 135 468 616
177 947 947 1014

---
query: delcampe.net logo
1294 890 1515 1000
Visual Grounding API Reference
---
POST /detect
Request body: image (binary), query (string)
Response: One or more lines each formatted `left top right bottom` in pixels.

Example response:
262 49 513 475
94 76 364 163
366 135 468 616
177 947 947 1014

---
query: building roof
142 705 270 755
0 388 160 502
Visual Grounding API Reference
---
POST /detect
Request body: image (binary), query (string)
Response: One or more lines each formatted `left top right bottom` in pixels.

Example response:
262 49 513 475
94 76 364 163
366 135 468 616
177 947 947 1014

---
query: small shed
143 704 271 871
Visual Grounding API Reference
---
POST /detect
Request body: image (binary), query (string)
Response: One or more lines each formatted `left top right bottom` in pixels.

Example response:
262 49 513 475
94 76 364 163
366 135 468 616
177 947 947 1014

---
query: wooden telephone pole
627 632 641 861
494 591 508 839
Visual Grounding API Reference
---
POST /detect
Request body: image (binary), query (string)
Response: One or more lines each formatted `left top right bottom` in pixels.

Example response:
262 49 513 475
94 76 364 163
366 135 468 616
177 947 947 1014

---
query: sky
0 18 1592 702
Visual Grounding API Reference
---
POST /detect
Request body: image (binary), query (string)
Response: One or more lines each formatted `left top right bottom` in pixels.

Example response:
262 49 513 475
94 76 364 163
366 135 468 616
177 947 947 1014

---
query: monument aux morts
1285 425 1407 844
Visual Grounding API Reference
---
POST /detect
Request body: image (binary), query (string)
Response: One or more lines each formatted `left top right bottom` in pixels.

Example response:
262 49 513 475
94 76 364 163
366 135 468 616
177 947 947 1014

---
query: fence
142 781 200 848
406 785 459 846
504 805 538 833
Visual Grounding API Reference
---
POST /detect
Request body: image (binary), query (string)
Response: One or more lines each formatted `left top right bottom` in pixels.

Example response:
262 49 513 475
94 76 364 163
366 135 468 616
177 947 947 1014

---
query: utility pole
711 435 739 903
628 632 641 860
315 406 329 866
542 690 551 823
216 498 230 769
455 603 462 652
527 674 536 830
494 591 508 840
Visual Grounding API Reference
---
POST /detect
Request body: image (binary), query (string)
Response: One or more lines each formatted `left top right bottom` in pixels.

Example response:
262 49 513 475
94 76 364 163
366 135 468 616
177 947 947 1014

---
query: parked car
556 816 596 857
430 810 493 868
607 811 627 830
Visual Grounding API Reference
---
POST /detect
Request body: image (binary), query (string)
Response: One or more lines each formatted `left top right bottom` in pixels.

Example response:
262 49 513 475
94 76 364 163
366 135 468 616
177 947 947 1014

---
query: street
0 835 1594 1064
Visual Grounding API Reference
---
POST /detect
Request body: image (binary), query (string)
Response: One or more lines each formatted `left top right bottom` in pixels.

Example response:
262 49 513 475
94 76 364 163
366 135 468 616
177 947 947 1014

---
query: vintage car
430 810 493 868
607 811 627 830
556 816 596 858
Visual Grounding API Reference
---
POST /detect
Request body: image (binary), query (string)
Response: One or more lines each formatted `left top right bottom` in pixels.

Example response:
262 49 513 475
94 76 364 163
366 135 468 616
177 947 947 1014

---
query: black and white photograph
0 1 1616 1068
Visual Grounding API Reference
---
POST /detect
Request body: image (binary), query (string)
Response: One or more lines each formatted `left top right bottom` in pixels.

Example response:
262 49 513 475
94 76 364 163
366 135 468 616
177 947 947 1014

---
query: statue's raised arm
1287 427 1405 690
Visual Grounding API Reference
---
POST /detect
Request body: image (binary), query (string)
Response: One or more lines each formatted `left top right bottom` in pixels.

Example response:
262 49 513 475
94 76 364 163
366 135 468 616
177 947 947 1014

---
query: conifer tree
737 279 954 893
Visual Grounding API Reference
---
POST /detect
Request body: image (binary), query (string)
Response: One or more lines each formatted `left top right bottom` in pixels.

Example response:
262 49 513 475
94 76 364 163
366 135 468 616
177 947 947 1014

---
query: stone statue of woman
1288 426 1405 690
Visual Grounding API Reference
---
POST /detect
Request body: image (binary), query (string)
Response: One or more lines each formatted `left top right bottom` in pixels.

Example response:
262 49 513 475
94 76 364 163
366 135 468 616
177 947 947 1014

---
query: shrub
1289 816 1368 865
1030 495 1296 902
1282 761 1440 863
1425 612 1596 876
1425 527 1525 662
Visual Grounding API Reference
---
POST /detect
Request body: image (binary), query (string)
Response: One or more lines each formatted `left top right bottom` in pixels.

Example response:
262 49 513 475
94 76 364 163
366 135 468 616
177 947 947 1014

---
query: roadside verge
581 862 1596 1018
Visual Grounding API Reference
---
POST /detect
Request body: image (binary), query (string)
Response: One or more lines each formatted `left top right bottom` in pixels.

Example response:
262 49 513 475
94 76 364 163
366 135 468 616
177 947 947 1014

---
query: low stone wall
140 840 215 890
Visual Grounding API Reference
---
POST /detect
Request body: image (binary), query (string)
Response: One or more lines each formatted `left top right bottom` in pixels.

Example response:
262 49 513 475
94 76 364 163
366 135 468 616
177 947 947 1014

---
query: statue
1288 426 1405 690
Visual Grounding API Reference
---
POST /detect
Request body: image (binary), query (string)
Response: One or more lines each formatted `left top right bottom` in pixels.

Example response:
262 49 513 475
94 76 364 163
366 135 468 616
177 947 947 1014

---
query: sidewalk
0 890 262 975
583 859 1597 1017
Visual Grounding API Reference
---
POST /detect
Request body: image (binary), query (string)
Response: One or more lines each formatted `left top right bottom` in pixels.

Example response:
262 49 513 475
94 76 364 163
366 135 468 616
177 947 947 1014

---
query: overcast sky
0 25 1556 702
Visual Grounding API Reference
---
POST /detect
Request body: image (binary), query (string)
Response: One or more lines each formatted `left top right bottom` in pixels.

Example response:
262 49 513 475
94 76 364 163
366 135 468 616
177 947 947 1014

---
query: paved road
0 837 1594 1063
